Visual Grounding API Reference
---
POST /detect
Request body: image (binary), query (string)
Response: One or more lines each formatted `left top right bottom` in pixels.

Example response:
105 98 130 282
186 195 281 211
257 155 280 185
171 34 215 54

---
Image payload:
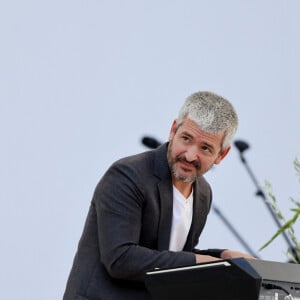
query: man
63 91 253 300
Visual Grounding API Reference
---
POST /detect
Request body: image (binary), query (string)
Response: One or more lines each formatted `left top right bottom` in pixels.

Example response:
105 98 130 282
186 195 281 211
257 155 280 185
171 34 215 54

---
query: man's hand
195 254 222 264
195 250 256 264
220 250 256 260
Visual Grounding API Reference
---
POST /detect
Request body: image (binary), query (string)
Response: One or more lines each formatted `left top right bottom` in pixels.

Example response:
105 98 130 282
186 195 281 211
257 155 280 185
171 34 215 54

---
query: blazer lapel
183 179 211 251
153 143 173 251
157 179 173 251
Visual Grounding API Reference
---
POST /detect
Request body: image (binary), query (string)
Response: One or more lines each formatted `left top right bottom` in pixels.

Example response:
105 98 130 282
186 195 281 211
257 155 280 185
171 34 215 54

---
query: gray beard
170 164 198 183
167 140 203 183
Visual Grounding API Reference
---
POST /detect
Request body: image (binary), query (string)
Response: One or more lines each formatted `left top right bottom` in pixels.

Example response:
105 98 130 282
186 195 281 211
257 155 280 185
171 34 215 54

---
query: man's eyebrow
202 142 213 149
181 131 194 138
181 131 217 151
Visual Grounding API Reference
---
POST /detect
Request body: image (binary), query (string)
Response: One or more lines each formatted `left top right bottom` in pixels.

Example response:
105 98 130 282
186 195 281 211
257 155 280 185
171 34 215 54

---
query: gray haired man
63 91 253 300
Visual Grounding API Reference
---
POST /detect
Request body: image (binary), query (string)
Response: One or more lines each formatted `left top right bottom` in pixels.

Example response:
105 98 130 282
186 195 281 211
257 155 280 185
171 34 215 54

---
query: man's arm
194 249 256 264
94 162 196 282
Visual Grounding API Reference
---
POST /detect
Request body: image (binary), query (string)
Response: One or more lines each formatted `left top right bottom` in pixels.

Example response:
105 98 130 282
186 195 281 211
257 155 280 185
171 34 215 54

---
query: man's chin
173 172 197 183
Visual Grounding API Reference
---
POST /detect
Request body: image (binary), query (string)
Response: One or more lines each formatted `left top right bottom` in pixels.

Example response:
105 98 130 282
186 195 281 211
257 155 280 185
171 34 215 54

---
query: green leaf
259 212 300 251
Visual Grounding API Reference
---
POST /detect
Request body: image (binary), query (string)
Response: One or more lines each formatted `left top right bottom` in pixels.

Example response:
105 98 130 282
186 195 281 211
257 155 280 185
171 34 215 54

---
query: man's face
167 118 230 183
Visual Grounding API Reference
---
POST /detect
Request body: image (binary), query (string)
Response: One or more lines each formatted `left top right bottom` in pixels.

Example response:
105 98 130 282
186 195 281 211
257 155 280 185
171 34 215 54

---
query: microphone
141 136 162 149
234 140 250 153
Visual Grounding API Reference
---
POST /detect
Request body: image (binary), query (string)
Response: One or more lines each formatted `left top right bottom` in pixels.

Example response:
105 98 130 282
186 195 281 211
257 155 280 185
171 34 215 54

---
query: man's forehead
178 118 224 147
179 117 224 136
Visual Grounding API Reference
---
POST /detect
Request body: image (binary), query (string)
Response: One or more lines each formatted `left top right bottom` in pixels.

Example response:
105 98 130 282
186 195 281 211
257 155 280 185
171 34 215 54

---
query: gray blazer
63 143 212 300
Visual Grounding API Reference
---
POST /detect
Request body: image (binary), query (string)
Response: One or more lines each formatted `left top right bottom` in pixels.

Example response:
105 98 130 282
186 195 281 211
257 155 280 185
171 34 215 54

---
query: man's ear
214 146 231 165
169 120 177 141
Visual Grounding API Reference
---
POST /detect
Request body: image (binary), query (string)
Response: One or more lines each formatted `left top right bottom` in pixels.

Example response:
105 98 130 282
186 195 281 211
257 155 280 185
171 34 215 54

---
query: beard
167 142 202 183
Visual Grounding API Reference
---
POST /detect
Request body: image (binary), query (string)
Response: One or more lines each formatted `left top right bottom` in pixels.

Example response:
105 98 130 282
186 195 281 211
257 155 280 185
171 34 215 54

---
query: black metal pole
212 204 260 258
234 140 295 254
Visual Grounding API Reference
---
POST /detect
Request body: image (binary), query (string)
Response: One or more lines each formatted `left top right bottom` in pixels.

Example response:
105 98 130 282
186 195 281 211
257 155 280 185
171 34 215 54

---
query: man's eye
182 136 190 142
202 146 212 153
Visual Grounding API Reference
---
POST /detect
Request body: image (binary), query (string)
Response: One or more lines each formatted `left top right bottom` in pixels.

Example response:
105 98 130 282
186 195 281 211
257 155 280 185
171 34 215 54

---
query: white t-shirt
169 186 193 251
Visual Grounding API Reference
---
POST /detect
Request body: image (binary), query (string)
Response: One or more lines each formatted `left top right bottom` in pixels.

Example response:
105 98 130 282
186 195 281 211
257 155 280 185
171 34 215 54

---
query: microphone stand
212 204 260 258
141 136 260 258
234 140 296 257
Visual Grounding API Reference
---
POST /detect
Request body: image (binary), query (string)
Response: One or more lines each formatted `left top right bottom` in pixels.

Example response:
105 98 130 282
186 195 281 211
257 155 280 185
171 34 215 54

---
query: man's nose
185 145 199 162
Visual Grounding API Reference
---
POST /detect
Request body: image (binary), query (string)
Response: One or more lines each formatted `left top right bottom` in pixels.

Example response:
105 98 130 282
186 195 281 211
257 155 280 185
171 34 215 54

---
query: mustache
176 155 201 169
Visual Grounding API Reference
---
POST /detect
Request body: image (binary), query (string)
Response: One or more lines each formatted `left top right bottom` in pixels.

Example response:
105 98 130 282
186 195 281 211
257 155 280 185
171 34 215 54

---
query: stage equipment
145 258 300 300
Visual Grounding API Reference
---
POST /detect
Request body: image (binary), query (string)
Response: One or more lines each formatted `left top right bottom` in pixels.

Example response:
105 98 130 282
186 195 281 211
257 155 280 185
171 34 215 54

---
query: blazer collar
153 143 173 250
183 179 209 250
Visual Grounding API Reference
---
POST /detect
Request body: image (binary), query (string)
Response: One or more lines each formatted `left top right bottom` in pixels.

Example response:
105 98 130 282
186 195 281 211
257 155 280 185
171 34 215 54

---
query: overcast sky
1 1 300 299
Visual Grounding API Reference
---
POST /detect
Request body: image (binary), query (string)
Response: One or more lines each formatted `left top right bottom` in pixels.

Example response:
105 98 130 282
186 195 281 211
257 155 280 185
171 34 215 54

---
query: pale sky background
1 1 300 299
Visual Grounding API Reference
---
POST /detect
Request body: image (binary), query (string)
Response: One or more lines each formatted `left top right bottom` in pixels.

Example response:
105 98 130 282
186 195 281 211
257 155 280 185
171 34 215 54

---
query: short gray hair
177 91 238 151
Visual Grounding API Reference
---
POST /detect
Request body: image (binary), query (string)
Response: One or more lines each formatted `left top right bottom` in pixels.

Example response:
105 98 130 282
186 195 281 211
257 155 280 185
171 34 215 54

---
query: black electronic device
145 258 300 300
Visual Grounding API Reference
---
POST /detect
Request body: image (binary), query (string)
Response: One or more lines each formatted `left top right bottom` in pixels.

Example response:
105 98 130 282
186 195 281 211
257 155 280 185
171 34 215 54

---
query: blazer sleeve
193 248 226 258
